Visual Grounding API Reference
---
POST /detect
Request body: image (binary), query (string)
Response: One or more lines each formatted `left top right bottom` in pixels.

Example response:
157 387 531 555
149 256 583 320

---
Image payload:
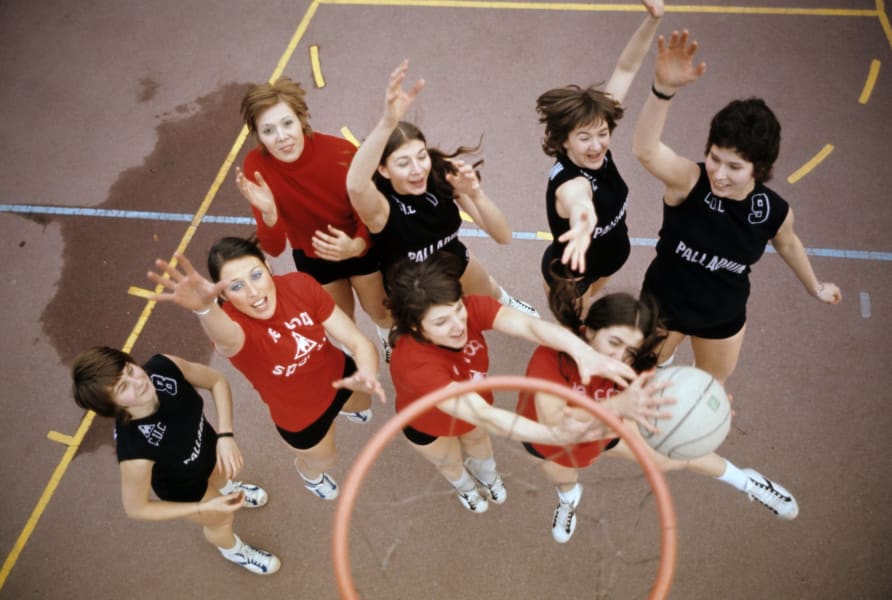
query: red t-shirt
390 295 501 437
223 272 344 431
518 345 618 468
243 132 370 258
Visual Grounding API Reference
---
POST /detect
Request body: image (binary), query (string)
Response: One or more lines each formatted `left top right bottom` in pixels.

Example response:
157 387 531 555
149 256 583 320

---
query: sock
557 483 582 505
498 286 511 305
716 459 749 492
219 534 244 558
298 470 323 485
657 352 676 368
375 325 391 345
465 455 498 484
449 469 478 493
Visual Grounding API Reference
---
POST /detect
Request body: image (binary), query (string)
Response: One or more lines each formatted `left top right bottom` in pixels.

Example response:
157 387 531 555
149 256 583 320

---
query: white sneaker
455 486 489 514
506 295 540 318
298 471 339 501
220 536 281 575
464 458 507 504
339 408 372 424
742 468 799 520
552 484 583 543
382 339 392 363
219 480 269 508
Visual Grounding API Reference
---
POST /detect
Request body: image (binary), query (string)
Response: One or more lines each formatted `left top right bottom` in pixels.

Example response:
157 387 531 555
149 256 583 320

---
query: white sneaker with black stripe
742 468 799 520
455 486 489 514
298 470 339 501
339 408 372 424
219 480 269 508
552 484 582 543
220 535 281 575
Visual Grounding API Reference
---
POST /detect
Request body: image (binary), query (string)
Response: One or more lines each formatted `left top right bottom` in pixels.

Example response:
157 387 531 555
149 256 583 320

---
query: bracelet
217 432 234 439
193 306 212 316
651 83 675 101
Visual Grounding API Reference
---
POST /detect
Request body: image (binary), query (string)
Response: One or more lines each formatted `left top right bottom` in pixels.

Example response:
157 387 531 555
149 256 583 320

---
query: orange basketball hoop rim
333 375 677 600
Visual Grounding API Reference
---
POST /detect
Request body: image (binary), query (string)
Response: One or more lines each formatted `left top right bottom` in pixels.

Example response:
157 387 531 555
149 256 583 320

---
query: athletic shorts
150 446 217 503
382 240 470 291
275 355 357 449
521 437 620 460
402 425 439 446
292 248 380 285
540 238 630 292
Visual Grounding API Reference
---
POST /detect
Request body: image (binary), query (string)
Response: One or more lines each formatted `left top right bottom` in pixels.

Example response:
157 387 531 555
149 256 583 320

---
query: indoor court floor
1 1 890 598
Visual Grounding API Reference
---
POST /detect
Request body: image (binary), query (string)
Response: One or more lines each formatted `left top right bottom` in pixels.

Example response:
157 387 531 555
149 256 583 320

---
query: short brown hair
71 346 134 419
536 84 624 157
241 77 313 150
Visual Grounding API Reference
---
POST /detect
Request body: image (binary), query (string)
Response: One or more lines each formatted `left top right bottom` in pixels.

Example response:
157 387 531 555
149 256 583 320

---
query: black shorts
275 355 357 449
521 437 620 459
541 237 630 292
292 248 380 285
402 425 438 446
150 452 216 503
676 314 746 340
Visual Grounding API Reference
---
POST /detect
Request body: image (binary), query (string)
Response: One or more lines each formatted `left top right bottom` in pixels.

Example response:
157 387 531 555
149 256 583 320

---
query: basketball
637 366 731 460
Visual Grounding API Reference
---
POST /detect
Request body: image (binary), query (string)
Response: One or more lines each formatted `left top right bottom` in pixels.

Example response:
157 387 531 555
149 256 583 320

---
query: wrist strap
217 432 234 439
651 83 675 101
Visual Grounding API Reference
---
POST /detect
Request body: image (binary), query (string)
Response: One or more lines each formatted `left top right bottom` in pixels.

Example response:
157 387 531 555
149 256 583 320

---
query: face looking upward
562 120 611 170
705 145 756 200
255 101 305 163
588 324 644 366
219 255 278 320
418 299 468 349
377 139 431 196
111 362 156 412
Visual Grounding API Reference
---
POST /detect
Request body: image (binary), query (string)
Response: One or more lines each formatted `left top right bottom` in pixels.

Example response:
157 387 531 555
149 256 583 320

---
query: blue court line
3 203 891 263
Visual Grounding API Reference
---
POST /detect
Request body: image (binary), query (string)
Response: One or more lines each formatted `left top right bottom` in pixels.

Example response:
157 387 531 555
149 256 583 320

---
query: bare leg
340 390 371 414
294 423 338 480
538 459 580 494
689 326 747 385
656 330 687 366
459 254 500 298
407 435 466 481
185 473 237 548
350 271 391 328
322 278 356 322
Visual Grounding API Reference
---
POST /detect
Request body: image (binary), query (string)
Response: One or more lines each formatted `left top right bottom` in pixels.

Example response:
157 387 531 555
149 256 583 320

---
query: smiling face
705 145 756 200
255 101 305 162
111 362 157 412
562 120 611 170
588 324 644 365
219 255 278 320
377 139 431 195
418 299 468 349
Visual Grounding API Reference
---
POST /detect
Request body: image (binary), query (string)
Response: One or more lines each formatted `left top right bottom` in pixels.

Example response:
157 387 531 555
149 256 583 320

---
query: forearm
775 235 821 295
195 305 245 357
210 378 235 434
124 498 206 522
632 91 672 163
615 13 662 77
345 117 395 195
463 190 511 244
445 394 562 444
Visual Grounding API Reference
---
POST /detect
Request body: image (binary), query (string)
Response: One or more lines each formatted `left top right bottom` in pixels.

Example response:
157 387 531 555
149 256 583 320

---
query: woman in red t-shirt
386 251 638 514
149 236 385 502
235 77 393 359
521 280 801 544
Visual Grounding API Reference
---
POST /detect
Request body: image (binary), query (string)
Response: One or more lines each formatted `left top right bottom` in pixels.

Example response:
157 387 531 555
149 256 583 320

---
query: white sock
466 455 498 484
375 325 391 345
557 483 582 505
657 352 676 368
716 459 749 492
219 534 244 558
449 469 478 493
498 286 511 305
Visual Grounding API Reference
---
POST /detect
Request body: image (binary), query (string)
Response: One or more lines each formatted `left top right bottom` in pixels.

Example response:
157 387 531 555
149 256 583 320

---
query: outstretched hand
655 30 707 91
444 159 481 197
147 253 227 312
617 371 676 433
557 217 593 273
575 350 638 388
235 167 276 217
332 370 387 404
383 59 425 125
215 437 244 480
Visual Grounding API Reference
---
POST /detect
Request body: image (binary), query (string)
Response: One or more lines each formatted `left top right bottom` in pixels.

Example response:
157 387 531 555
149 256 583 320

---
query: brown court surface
1 1 891 598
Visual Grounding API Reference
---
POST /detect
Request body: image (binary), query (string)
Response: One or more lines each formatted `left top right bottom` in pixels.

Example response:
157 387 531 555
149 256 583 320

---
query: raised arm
147 253 246 357
324 306 386 403
166 354 244 479
492 307 637 387
771 209 842 304
346 60 425 232
631 30 706 204
235 167 287 257
603 0 664 104
449 159 511 244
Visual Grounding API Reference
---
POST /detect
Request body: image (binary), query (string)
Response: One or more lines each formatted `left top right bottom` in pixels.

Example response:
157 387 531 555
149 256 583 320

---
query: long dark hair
548 270 666 373
371 121 483 201
384 251 464 347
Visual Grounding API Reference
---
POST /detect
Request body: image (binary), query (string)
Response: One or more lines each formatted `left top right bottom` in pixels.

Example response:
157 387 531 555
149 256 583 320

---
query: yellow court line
128 286 154 299
46 431 76 446
321 0 878 17
787 144 834 184
877 0 892 49
340 126 360 147
536 230 554 241
0 1 322 591
859 59 882 103
310 44 326 88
